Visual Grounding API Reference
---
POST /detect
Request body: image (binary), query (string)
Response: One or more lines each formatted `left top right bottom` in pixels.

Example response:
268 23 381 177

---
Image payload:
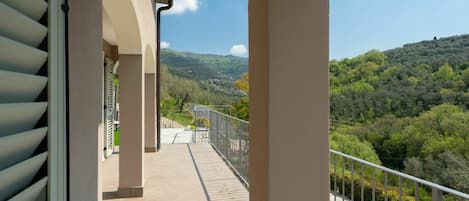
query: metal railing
330 150 469 201
193 105 469 200
193 106 249 187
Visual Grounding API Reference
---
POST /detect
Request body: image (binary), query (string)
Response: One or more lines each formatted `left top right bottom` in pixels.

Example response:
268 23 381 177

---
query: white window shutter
104 58 115 158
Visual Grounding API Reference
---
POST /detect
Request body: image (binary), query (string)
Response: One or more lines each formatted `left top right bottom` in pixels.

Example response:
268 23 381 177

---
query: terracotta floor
102 143 249 201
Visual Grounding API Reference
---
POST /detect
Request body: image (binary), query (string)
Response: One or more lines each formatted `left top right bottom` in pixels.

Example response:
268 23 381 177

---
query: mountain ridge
161 48 248 81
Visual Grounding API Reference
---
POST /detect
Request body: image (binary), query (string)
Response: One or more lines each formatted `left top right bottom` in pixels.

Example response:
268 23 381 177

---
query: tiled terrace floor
102 143 249 201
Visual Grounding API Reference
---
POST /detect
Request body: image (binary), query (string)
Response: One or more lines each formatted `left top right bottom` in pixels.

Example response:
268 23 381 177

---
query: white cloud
161 41 170 49
230 44 248 57
163 0 199 15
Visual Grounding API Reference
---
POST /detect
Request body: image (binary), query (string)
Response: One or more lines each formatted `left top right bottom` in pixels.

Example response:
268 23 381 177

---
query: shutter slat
0 152 47 201
0 2 48 47
0 0 49 199
0 102 47 137
0 70 47 103
106 59 115 156
0 35 47 75
0 127 47 170
7 177 47 201
0 0 47 21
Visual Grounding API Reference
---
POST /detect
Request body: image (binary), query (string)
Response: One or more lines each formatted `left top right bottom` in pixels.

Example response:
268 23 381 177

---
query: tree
330 129 381 165
161 65 202 112
235 72 249 93
405 152 469 192
461 67 469 85
328 35 469 193
230 72 250 120
434 64 456 81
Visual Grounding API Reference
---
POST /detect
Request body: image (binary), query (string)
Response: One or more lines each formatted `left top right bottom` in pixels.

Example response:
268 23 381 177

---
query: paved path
102 143 248 201
161 128 210 144
189 144 249 201
161 117 185 129
160 128 193 144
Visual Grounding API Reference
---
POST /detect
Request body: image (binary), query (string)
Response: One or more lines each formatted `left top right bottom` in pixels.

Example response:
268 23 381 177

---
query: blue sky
160 0 248 57
331 0 469 60
161 0 469 59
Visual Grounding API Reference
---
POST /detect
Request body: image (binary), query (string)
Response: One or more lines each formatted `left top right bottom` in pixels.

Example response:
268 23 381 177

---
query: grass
164 111 194 126
114 129 119 146
172 112 194 126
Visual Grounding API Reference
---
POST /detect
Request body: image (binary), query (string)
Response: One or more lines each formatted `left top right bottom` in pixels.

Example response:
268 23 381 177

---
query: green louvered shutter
0 0 49 200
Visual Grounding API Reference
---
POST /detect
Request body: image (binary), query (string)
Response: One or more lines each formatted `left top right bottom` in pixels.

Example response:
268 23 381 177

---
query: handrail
330 149 469 200
194 105 249 124
194 105 469 199
193 106 250 188
210 141 250 188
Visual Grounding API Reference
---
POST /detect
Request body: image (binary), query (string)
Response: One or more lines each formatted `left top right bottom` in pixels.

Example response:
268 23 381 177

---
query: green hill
330 34 469 193
385 34 469 69
161 49 248 81
159 50 248 125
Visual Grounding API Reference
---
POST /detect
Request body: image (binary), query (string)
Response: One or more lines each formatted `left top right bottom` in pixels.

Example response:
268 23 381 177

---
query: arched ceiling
103 0 157 73
103 9 117 46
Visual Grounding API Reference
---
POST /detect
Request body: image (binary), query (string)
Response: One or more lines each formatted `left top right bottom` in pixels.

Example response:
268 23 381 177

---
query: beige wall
145 73 157 152
118 54 145 196
68 0 103 200
249 0 330 200
248 0 269 200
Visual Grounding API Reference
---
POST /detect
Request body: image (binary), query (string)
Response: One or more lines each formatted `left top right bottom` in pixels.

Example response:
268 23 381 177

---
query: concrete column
68 0 103 200
145 73 157 152
118 54 145 197
249 0 329 201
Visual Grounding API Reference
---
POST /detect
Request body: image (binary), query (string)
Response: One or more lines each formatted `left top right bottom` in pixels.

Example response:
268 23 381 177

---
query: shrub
194 117 210 128
329 169 433 201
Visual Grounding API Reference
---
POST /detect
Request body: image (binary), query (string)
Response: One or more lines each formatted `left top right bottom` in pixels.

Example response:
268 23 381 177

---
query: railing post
226 116 229 156
209 110 213 143
360 163 364 201
342 156 345 199
415 182 419 201
238 122 243 175
334 154 337 201
193 108 197 143
432 188 442 201
216 112 220 149
384 172 388 201
399 176 403 201
351 159 354 201
372 168 376 201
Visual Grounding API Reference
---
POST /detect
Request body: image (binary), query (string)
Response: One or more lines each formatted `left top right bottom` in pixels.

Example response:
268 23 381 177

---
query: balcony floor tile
102 143 248 201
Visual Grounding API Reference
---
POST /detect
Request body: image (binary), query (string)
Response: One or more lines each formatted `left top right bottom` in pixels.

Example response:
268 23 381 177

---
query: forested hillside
330 34 469 193
385 34 469 68
161 49 248 81
159 50 248 125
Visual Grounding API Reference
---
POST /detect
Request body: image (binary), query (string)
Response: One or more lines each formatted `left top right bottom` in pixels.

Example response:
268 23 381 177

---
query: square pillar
249 0 330 201
117 54 145 197
145 73 157 152
68 0 103 200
